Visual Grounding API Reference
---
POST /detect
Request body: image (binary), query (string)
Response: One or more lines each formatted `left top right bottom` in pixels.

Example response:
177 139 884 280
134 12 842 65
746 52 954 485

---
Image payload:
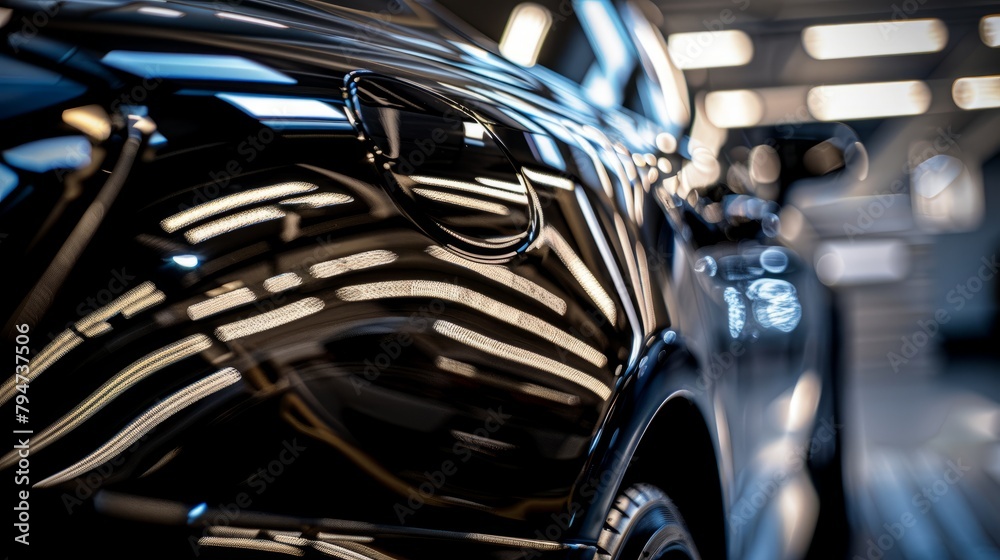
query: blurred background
438 0 1000 557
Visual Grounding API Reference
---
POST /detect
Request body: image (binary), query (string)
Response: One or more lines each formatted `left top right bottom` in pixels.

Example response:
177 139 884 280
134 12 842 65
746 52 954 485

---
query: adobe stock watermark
887 253 998 372
844 126 961 241
729 417 841 530
394 406 512 524
60 434 150 514
517 450 630 559
188 438 307 556
8 2 61 53
877 0 931 40
43 268 137 343
854 457 970 560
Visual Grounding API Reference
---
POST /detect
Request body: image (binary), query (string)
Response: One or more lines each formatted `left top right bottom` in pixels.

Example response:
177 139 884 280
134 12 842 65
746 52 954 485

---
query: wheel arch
570 335 727 559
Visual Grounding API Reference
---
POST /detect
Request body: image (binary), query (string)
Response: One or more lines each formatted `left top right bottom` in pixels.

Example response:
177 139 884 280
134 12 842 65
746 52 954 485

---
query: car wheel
599 484 701 560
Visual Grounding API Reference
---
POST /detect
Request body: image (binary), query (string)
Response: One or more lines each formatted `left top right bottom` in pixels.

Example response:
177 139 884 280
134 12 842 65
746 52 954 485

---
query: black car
0 1 848 558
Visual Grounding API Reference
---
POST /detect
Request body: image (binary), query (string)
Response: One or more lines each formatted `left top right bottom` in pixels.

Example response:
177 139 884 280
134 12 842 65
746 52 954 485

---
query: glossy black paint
0 1 841 558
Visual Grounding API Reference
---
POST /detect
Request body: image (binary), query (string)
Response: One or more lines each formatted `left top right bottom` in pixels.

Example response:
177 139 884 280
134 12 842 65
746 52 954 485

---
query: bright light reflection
808 81 931 120
161 182 316 233
184 206 286 244
499 3 552 67
2 136 91 173
215 298 324 341
101 51 296 84
667 30 753 69
705 89 764 128
216 11 288 28
803 19 947 59
172 255 200 268
982 15 1000 47
953 75 1000 110
433 320 611 400
747 279 802 333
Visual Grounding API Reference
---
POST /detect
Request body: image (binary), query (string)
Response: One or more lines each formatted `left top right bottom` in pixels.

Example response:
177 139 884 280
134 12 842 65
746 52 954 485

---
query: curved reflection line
264 273 303 293
435 357 580 405
184 206 286 244
122 289 166 319
475 176 527 194
0 330 82 408
521 168 574 190
309 250 397 279
425 246 566 314
0 335 212 469
432 320 611 399
35 367 242 488
279 192 353 208
543 226 617 326
412 188 511 215
312 540 391 560
408 175 529 205
188 287 257 321
75 281 157 334
160 182 316 233
1 281 160 407
337 280 606 367
215 298 324 342
197 537 303 557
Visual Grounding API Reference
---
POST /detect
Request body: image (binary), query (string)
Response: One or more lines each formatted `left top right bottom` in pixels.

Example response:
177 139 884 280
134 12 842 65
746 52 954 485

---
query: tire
598 484 701 560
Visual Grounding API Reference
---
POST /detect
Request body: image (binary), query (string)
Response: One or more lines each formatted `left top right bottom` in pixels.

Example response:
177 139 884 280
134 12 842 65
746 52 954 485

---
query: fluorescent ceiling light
815 240 908 286
667 30 753 69
807 81 930 121
952 75 1000 110
803 19 947 59
981 15 1000 47
499 3 552 67
705 89 764 128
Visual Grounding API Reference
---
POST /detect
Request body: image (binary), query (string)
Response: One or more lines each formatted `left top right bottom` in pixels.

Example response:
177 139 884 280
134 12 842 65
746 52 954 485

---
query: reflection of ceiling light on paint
184 206 286 244
522 168 574 190
161 182 315 233
3 136 91 173
216 93 345 119
499 3 552 67
0 163 18 202
803 19 947 59
101 51 296 84
723 286 745 338
138 6 184 17
952 75 1000 110
808 81 930 121
463 121 486 141
667 30 753 69
578 0 630 70
216 12 287 28
172 255 200 268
